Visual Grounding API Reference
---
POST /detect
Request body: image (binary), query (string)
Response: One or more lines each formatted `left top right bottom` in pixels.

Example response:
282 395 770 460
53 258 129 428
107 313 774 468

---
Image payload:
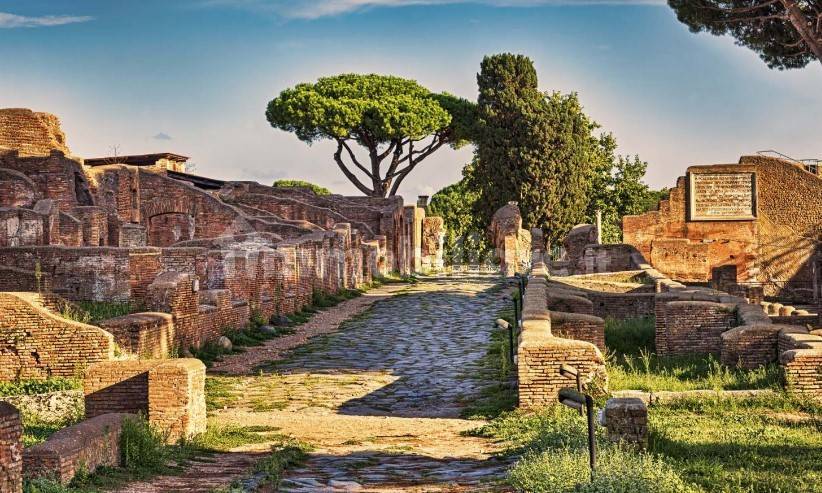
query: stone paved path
121 275 512 492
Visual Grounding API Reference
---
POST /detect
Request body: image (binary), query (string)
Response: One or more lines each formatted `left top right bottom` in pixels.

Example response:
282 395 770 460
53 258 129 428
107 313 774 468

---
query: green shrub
510 447 700 493
23 478 71 493
120 415 168 472
0 377 80 397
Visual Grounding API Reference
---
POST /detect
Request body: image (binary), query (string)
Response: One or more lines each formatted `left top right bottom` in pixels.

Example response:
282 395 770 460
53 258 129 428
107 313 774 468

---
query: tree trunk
781 0 822 64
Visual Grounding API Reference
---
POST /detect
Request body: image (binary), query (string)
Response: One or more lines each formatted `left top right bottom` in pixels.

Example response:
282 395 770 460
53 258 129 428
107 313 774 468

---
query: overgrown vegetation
605 317 782 391
460 298 517 420
23 415 305 493
469 313 821 492
0 377 80 397
60 301 137 324
476 391 821 492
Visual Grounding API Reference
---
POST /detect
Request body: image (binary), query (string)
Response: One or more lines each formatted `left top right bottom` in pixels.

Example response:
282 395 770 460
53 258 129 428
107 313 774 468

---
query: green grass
475 393 821 493
605 317 782 392
473 315 821 492
0 378 80 397
250 439 312 490
66 301 137 324
205 376 242 411
460 302 517 420
649 394 822 492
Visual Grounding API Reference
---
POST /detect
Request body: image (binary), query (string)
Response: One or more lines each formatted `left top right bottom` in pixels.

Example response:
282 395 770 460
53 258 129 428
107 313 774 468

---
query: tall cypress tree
470 53 611 244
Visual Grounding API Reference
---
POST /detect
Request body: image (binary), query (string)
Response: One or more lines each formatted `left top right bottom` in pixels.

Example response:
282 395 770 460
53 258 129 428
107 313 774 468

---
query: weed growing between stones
460 295 517 420
605 317 782 392
64 302 138 324
191 286 377 367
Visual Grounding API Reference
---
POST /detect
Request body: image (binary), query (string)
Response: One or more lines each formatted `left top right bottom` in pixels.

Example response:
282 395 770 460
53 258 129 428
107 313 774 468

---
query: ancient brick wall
70 206 109 246
780 349 822 397
582 244 641 274
0 208 46 247
562 224 598 274
84 359 206 442
517 265 607 408
720 324 782 369
624 156 822 301
59 212 83 246
0 402 22 493
660 301 737 356
0 151 91 212
85 165 140 224
0 292 114 381
97 312 175 359
546 292 594 315
146 271 200 350
588 292 656 320
0 246 131 301
23 413 130 484
139 170 254 244
0 266 52 293
0 109 70 156
0 167 38 208
549 312 606 352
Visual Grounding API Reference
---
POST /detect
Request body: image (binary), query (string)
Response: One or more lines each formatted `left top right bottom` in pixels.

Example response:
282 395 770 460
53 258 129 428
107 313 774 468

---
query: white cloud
0 12 93 28
203 0 665 19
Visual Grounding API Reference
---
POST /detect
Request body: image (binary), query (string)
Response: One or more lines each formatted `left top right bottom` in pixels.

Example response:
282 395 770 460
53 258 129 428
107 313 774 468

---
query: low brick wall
0 292 115 381
517 264 607 408
0 403 22 493
549 311 606 352
780 349 822 398
546 292 593 315
720 325 782 369
97 312 175 358
588 292 656 320
604 397 648 449
660 300 737 356
84 359 206 442
23 413 132 484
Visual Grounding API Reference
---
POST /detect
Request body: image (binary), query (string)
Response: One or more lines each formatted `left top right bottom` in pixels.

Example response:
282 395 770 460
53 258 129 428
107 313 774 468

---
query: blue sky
1 0 820 198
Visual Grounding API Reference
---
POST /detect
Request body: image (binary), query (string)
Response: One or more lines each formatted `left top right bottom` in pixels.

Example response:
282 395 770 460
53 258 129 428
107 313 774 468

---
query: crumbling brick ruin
0 108 445 375
623 155 822 303
528 219 821 406
489 202 531 276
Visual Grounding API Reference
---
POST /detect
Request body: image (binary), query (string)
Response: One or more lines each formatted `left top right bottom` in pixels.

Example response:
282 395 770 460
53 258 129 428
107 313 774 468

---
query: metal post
558 387 597 482
511 295 519 330
585 394 596 480
508 321 515 367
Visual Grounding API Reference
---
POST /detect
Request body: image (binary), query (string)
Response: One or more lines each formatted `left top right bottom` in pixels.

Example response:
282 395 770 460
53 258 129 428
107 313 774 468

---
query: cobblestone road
266 274 511 492
122 275 512 492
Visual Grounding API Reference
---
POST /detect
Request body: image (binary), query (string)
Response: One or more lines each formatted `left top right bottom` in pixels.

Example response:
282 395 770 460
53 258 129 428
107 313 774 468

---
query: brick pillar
604 397 648 449
0 403 22 493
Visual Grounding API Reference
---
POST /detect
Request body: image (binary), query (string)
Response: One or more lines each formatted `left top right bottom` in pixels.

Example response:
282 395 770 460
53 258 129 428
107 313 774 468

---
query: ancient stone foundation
604 397 648 449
